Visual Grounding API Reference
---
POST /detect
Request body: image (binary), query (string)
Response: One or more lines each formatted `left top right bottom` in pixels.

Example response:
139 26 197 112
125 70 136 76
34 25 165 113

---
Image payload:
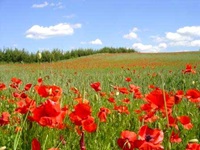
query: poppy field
0 52 200 150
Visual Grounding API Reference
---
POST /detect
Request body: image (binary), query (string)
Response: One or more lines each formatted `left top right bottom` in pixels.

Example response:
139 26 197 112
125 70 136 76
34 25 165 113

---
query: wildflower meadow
0 52 200 150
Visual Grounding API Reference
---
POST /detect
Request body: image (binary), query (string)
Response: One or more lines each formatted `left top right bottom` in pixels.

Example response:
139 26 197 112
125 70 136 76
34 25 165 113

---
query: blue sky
0 0 200 53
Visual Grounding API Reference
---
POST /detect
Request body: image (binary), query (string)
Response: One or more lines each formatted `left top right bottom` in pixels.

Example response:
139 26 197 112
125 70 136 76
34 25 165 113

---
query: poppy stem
161 76 169 128
80 131 86 150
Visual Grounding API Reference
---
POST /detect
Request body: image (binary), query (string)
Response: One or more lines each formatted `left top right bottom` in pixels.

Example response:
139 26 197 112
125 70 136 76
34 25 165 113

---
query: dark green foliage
0 47 136 63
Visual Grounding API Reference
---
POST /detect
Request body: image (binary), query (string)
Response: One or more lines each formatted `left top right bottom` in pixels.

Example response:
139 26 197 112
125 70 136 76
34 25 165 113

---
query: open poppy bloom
15 96 36 114
118 87 129 94
35 85 62 102
0 83 6 90
117 130 137 150
182 64 196 74
114 105 130 114
135 125 164 150
170 131 182 143
29 99 68 129
186 143 200 150
177 116 193 130
0 112 10 126
69 102 97 132
145 88 174 115
90 82 101 92
186 89 200 103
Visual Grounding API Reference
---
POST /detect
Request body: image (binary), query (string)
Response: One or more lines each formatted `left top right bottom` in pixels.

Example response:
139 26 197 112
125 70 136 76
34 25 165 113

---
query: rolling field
0 52 200 150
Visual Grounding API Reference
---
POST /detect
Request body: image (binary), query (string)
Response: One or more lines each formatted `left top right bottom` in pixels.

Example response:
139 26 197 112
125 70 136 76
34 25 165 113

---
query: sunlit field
0 52 200 150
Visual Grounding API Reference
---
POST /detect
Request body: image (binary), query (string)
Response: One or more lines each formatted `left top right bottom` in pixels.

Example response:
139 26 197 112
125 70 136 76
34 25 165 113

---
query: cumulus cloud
32 2 48 8
166 32 192 41
191 40 200 47
26 23 81 39
89 39 102 45
177 26 200 37
123 27 138 40
132 43 167 53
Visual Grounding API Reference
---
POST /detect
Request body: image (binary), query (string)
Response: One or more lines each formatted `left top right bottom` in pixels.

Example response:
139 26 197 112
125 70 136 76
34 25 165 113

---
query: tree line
0 47 136 63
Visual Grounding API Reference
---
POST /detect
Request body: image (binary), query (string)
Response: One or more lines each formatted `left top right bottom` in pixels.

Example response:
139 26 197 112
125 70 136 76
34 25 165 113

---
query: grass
0 51 200 150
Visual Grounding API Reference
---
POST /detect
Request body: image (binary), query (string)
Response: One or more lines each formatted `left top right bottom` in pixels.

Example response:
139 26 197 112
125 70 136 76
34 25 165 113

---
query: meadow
0 52 200 150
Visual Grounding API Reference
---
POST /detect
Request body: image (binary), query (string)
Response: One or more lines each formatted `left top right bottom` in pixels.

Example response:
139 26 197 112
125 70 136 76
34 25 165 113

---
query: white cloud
132 43 167 53
177 26 200 37
158 43 167 49
32 2 48 8
26 23 81 39
32 2 64 9
123 27 138 40
123 32 138 40
191 40 200 47
89 39 102 45
166 32 192 41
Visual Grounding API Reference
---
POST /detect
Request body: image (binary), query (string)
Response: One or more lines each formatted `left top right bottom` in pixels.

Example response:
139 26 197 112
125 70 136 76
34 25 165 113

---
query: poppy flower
177 116 193 130
170 131 182 143
114 105 130 114
125 77 132 82
186 89 200 103
174 90 184 104
31 138 41 150
10 77 22 89
90 82 101 92
117 130 137 150
0 83 6 91
168 115 178 129
0 112 10 126
15 96 36 114
82 116 97 132
182 64 196 74
186 143 200 150
108 97 116 103
135 125 164 150
97 107 111 122
30 100 68 129
24 83 32 91
118 87 129 94
35 85 62 102
145 88 174 115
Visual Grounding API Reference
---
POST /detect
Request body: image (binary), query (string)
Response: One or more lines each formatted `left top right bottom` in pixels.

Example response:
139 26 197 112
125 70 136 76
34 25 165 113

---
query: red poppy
168 115 178 129
90 82 101 92
30 100 68 129
135 125 164 150
108 97 116 103
117 130 137 150
125 77 132 82
82 116 97 132
15 96 36 114
177 116 193 130
182 64 196 74
145 88 174 115
114 105 130 114
0 112 10 126
174 90 184 104
69 103 92 125
24 83 32 91
0 83 6 90
186 89 200 103
97 107 111 122
35 85 62 102
170 131 182 143
10 77 22 89
118 87 129 94
186 143 200 150
31 138 41 150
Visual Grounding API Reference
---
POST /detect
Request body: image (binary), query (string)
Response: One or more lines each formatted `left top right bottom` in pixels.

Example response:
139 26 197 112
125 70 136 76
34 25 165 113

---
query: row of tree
0 47 136 63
